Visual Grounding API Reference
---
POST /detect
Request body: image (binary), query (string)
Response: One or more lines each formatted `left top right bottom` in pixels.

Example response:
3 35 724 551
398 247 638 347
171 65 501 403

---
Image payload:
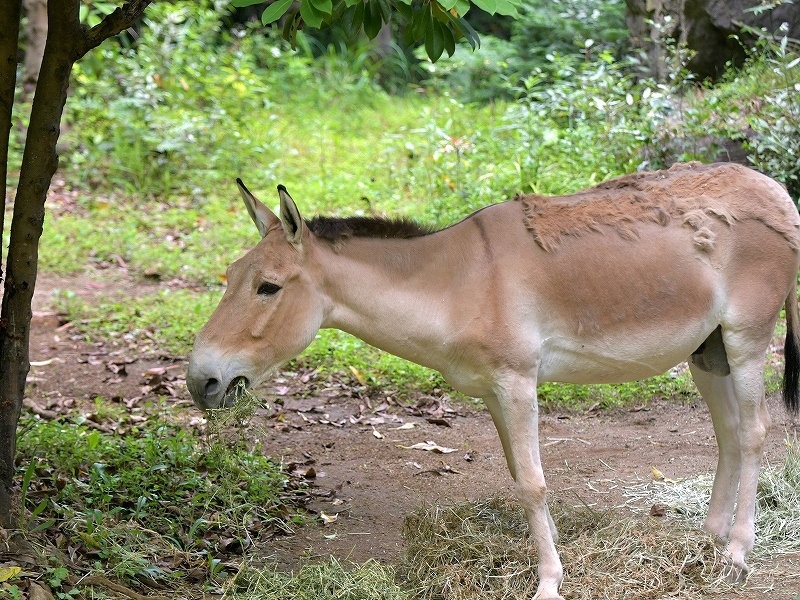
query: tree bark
22 0 48 96
0 0 152 527
1 1 23 282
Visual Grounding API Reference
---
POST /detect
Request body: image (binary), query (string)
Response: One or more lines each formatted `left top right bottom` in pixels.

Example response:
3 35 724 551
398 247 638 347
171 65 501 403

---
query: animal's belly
537 324 712 384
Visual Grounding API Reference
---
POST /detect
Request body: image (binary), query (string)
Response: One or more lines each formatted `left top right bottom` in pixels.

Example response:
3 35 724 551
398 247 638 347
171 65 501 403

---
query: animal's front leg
492 373 564 600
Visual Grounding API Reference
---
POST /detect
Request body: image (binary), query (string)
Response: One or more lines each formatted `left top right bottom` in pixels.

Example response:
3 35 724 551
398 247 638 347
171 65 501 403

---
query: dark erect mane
306 215 437 243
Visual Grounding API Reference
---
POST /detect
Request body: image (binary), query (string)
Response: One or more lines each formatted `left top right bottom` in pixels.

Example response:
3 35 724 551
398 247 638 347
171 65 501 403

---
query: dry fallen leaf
650 465 665 481
349 366 367 385
372 428 384 439
0 566 21 582
29 359 53 367
398 441 457 454
389 422 417 431
320 512 338 525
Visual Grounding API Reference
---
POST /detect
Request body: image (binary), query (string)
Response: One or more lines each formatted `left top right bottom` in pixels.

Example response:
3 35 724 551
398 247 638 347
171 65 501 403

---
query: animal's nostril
205 378 220 397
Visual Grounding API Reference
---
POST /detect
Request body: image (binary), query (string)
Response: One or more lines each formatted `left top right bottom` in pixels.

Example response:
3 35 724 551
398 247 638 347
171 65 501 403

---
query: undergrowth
14 401 306 594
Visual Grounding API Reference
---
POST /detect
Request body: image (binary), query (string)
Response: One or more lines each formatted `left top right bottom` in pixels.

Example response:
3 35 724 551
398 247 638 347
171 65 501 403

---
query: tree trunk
1 1 23 279
0 0 152 528
22 0 48 96
0 0 81 528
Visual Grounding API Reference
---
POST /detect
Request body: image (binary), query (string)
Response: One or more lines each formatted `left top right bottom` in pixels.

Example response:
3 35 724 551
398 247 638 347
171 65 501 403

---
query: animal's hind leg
720 327 773 580
688 362 740 541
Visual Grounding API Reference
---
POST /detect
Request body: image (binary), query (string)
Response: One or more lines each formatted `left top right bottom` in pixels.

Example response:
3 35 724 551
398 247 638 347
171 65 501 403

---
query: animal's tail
783 280 800 416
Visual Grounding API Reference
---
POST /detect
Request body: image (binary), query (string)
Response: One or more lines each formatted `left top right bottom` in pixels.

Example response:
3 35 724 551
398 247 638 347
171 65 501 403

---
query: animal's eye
257 281 281 296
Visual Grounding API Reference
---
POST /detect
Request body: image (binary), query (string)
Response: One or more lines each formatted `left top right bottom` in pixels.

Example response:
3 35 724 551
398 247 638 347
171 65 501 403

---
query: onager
187 162 800 599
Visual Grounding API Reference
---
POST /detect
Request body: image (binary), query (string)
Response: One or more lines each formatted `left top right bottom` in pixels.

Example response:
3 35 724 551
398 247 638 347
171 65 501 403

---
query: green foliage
299 329 447 394
232 0 508 61
54 288 221 357
15 412 298 585
739 42 800 202
421 0 629 102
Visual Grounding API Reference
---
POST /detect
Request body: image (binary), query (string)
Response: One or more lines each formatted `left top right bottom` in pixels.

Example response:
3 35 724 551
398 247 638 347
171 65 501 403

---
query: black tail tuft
783 294 800 416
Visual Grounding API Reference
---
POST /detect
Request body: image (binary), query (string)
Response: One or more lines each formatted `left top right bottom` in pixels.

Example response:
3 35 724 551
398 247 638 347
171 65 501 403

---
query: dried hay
625 436 800 558
402 497 729 600
222 557 410 600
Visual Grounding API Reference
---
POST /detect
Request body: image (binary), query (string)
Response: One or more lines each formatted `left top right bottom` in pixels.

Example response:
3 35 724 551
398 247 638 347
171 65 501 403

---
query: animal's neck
318 235 457 369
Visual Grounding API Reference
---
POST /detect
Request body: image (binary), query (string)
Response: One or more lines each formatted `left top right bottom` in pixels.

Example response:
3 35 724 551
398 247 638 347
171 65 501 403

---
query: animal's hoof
722 562 750 584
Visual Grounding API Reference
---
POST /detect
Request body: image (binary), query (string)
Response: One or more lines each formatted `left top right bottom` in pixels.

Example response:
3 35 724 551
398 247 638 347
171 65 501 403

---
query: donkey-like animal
187 162 800 599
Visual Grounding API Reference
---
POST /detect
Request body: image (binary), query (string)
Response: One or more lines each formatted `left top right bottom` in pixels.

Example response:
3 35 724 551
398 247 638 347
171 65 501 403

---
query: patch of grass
296 329 446 396
15 406 305 590
224 557 411 600
54 288 221 356
538 368 699 412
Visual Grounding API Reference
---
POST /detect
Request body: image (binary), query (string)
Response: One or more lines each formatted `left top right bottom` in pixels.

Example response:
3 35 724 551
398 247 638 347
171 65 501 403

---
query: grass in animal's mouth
225 375 250 401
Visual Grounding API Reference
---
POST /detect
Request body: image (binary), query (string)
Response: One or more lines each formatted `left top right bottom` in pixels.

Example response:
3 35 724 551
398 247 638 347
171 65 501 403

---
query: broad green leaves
229 0 522 61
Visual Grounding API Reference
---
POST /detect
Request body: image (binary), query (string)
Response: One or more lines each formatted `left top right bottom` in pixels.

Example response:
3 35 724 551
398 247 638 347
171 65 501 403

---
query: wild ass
187 162 800 599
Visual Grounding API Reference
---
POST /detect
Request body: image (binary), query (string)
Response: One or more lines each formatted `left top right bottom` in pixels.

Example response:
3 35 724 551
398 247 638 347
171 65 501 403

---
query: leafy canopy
231 0 522 62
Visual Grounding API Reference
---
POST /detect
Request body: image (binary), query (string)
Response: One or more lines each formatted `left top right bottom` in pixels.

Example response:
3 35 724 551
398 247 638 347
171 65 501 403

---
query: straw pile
628 437 800 557
402 497 729 600
223 558 410 600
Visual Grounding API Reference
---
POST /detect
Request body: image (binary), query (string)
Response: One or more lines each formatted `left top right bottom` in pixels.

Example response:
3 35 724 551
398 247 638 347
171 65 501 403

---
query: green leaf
441 21 456 57
394 1 412 21
437 0 458 10
411 4 431 41
344 0 361 5
471 0 496 13
231 0 264 6
453 0 470 16
30 499 48 520
430 0 450 23
424 20 445 62
341 2 365 38
282 9 302 48
309 0 334 14
494 0 519 17
95 2 117 15
452 16 479 50
375 0 391 23
363 0 383 39
261 0 294 25
300 0 325 28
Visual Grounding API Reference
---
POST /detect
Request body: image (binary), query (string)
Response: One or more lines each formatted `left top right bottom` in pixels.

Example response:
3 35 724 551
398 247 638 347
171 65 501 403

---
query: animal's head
187 181 324 409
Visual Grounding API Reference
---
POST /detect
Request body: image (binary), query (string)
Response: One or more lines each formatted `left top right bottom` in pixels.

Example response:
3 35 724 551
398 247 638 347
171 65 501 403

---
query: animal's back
515 162 800 253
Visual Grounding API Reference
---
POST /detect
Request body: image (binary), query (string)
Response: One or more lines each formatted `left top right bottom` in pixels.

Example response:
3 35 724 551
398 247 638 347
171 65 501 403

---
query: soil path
24 274 800 598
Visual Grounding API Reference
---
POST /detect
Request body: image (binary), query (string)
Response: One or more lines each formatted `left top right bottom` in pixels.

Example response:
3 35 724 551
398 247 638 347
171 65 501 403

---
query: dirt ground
23 273 800 598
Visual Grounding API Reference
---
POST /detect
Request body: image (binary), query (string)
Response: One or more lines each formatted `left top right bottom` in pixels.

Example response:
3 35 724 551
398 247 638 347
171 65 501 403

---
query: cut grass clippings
223 558 411 600
402 497 728 600
625 436 800 558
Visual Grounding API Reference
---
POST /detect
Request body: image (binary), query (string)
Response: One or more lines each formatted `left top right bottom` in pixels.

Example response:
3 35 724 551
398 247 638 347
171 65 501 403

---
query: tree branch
78 0 153 57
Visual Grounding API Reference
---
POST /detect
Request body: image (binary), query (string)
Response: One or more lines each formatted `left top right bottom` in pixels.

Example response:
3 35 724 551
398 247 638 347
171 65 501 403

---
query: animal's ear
277 185 304 246
237 178 279 238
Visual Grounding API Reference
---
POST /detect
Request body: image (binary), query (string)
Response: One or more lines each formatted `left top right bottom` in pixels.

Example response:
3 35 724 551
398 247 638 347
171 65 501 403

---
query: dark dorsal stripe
306 215 437 243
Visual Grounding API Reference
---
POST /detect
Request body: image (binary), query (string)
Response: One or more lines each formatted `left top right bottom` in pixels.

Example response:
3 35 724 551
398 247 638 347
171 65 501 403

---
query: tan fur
519 162 800 252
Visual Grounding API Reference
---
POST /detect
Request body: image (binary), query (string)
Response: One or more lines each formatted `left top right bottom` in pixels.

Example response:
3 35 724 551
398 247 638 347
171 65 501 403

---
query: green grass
54 288 222 356
15 405 303 590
